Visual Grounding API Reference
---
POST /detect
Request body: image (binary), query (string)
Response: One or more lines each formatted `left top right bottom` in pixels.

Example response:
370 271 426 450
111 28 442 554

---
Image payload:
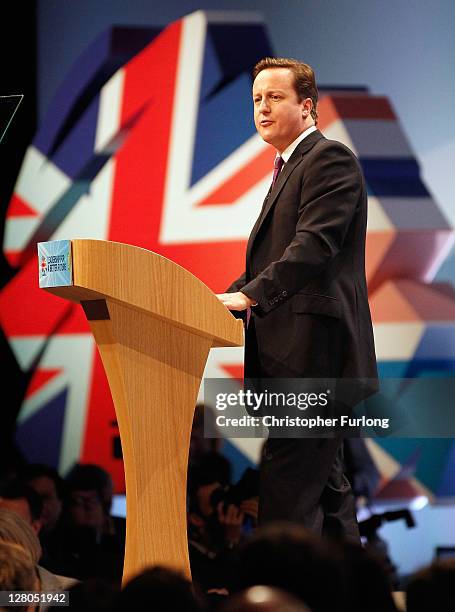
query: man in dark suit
217 57 377 541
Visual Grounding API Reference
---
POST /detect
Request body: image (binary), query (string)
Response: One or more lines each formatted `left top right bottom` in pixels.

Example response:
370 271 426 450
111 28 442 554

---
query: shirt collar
279 125 318 163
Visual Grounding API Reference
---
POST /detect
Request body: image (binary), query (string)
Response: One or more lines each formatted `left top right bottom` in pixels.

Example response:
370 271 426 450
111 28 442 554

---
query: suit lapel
246 130 325 261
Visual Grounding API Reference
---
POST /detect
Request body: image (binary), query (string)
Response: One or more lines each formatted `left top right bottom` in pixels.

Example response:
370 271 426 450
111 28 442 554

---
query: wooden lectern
40 239 243 583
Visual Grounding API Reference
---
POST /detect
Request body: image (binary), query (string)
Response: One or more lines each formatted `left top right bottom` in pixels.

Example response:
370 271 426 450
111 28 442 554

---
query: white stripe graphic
95 70 125 153
159 11 270 245
51 157 116 241
373 322 424 360
16 334 95 475
15 146 71 214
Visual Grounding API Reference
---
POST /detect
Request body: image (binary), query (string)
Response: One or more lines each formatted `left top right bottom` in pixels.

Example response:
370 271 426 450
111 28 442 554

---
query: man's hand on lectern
216 291 256 311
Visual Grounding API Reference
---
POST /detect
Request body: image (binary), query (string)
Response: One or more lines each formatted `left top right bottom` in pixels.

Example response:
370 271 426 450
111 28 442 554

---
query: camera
209 468 259 513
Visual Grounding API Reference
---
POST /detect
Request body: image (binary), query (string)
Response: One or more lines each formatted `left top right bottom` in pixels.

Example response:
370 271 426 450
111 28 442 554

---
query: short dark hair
252 57 319 123
65 464 113 513
406 559 455 612
118 566 201 612
20 463 65 500
0 480 43 521
236 522 343 609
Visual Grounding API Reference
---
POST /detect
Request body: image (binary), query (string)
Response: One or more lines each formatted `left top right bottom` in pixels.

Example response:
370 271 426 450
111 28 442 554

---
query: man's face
0 497 41 534
253 68 309 152
29 476 62 531
69 489 104 530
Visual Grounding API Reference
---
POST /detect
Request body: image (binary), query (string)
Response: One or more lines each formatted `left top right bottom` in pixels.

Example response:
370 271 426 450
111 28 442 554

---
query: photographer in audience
188 451 259 592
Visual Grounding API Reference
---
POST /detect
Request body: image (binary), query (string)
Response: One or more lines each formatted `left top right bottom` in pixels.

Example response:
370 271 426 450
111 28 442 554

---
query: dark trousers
258 436 360 542
246 319 360 542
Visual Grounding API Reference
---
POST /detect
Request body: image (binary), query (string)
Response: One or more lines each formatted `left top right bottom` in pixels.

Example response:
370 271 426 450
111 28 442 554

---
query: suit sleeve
226 271 247 293
240 142 362 315
225 271 248 322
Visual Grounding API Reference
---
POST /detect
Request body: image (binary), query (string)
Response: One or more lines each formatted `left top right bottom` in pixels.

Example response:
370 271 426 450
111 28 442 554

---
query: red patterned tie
271 155 284 189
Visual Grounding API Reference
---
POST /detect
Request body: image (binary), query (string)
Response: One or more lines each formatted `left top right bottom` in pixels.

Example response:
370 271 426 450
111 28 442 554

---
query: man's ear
302 97 313 117
31 518 42 535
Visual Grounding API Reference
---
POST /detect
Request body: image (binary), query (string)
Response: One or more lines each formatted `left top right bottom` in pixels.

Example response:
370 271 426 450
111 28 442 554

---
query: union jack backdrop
1 11 454 499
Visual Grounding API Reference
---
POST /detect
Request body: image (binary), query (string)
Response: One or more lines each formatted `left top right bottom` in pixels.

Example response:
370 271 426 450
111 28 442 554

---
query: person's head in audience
20 464 64 533
0 541 38 612
406 558 455 612
0 480 43 534
0 508 42 565
65 464 114 532
187 451 233 548
235 522 344 612
219 586 311 612
0 508 78 594
340 541 397 612
67 578 120 612
188 451 231 518
115 566 202 611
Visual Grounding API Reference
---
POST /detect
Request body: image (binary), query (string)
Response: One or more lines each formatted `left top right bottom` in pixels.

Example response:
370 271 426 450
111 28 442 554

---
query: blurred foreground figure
0 541 37 602
0 508 77 607
114 566 203 612
406 559 455 612
219 586 310 612
234 522 344 612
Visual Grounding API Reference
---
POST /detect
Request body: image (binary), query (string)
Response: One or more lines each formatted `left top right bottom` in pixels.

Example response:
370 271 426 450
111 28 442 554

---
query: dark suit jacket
228 130 377 400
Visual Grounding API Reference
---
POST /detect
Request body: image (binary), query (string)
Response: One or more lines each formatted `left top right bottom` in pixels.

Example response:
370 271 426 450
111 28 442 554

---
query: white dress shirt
279 124 317 163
